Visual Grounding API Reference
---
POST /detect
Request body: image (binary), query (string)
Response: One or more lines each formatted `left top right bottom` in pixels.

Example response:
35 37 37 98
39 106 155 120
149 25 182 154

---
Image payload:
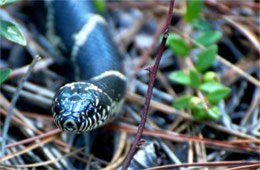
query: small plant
0 68 12 85
0 0 21 84
94 0 106 13
0 0 26 46
166 0 230 121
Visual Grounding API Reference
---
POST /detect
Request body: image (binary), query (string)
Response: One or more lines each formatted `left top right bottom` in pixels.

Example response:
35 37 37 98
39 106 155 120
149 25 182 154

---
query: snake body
41 0 126 133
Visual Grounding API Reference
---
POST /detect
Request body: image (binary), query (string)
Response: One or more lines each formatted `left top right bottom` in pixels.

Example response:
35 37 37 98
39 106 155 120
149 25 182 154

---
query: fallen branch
121 0 175 169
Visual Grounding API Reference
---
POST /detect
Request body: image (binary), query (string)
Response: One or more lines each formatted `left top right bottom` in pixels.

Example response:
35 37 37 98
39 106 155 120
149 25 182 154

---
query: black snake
36 0 126 133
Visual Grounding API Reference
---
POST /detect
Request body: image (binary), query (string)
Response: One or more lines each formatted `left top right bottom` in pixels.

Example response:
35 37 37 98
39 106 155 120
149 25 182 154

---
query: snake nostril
63 119 78 132
65 121 74 127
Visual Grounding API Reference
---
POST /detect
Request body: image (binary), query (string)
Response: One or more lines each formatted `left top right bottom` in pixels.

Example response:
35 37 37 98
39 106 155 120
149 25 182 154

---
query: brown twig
122 2 175 168
223 1 260 10
0 135 55 161
226 163 260 170
146 160 260 170
1 56 41 157
11 147 85 168
131 16 167 79
5 128 61 149
106 124 260 153
205 0 236 15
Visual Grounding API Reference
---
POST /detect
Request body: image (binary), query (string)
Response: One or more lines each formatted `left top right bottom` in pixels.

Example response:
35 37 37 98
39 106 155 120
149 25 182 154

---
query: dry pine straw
0 0 260 169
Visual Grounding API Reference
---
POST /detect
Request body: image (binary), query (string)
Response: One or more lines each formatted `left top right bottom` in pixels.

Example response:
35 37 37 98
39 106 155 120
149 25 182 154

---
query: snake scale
37 0 126 133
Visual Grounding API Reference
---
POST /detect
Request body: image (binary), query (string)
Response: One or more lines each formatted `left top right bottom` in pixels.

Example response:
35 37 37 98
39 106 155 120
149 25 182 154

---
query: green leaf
94 0 106 13
0 19 27 46
191 106 207 121
0 0 7 6
7 0 20 4
200 82 226 93
168 71 190 85
185 0 204 22
0 0 19 6
0 68 11 84
207 87 231 104
189 70 200 89
173 96 193 109
195 45 218 72
207 106 221 120
195 31 222 46
192 18 211 31
166 33 190 57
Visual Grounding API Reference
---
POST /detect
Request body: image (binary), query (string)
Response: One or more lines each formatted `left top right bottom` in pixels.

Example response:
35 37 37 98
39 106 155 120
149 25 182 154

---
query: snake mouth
54 112 85 133
53 101 96 133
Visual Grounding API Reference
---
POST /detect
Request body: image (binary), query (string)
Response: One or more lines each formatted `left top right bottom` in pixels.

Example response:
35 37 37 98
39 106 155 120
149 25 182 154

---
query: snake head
52 82 98 133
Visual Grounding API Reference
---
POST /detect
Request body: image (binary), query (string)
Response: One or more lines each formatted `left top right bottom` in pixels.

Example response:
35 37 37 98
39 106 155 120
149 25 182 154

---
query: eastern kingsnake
37 0 126 133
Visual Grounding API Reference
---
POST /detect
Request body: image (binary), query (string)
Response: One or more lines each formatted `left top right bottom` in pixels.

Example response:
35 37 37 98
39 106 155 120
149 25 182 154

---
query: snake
37 0 126 133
